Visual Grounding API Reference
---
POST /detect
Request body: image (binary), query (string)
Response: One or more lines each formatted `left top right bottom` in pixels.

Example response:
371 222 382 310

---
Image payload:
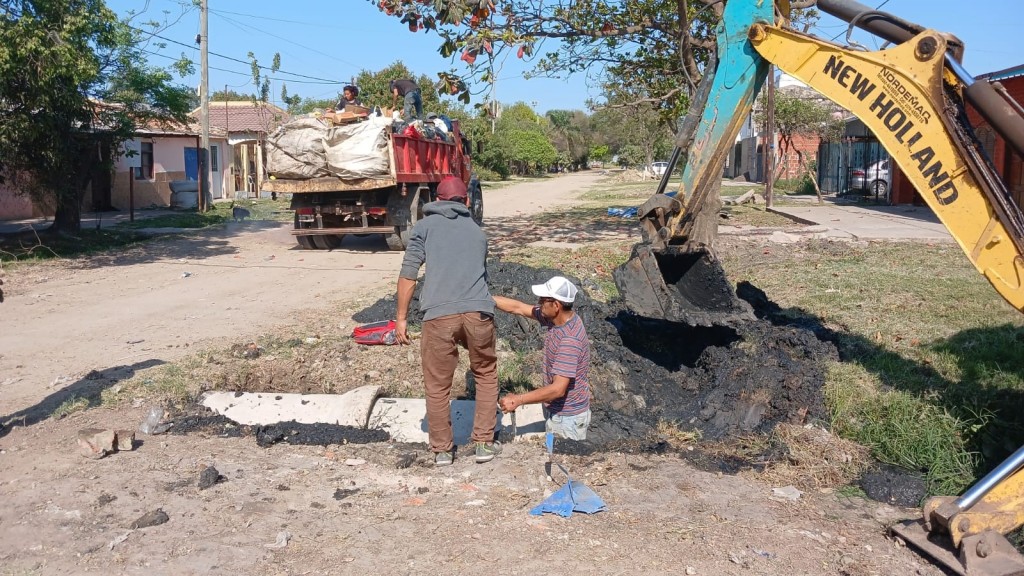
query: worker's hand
395 319 411 345
499 394 519 413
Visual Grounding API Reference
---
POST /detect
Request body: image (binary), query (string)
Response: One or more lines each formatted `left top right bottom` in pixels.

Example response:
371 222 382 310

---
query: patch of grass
115 210 226 230
720 238 1024 495
103 357 205 409
503 241 632 299
835 484 868 499
498 349 535 394
0 228 152 263
51 396 90 420
720 204 802 228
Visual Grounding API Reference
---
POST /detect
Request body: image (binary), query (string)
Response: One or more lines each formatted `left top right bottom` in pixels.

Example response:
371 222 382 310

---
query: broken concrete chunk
115 429 135 451
130 508 169 529
77 428 116 459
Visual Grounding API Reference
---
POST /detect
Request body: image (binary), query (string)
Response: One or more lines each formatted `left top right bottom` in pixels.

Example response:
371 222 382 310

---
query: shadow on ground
0 359 165 439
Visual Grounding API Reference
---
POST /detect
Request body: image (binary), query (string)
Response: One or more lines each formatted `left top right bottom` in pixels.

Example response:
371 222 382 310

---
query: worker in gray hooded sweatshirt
395 176 501 466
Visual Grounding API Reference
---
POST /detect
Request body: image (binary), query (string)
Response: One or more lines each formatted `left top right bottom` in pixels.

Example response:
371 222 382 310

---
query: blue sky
107 1 1021 114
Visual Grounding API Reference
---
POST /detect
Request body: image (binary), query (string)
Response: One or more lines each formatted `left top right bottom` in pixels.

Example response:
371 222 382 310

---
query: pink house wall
112 137 231 209
0 182 38 220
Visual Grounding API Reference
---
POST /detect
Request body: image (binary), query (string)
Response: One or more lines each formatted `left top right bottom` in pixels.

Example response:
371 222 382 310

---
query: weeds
51 396 89 419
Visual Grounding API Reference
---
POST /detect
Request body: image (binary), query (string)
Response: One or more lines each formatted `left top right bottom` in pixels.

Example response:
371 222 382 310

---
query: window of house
211 145 219 172
134 142 154 180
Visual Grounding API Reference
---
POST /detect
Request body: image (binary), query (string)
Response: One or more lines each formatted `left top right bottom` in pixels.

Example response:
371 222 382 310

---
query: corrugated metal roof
979 63 1024 81
191 101 290 134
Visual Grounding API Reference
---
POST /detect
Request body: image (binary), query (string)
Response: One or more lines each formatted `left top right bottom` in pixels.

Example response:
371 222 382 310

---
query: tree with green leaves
545 109 591 170
757 88 844 202
0 0 193 232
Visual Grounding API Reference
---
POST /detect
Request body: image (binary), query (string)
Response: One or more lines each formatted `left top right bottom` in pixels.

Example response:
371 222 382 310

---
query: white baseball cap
531 276 579 304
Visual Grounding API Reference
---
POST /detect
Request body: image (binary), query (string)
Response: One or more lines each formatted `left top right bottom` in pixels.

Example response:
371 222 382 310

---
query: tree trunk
799 151 824 204
49 138 99 234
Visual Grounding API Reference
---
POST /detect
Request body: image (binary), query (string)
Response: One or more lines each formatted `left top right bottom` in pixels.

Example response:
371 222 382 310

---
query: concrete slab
769 202 953 242
200 385 382 426
368 398 547 445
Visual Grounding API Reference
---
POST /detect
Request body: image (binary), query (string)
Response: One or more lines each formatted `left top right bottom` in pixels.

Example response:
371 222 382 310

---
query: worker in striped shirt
494 276 592 440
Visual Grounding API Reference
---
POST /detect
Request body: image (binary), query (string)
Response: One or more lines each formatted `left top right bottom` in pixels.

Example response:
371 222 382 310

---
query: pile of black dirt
170 412 247 438
253 421 389 448
355 259 838 446
859 464 927 508
169 409 390 447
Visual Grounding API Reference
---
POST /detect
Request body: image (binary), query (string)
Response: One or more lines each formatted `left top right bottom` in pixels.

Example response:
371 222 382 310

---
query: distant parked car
650 161 669 177
850 158 890 197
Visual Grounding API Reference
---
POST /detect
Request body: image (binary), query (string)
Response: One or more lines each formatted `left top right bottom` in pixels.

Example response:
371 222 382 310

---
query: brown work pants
421 312 498 453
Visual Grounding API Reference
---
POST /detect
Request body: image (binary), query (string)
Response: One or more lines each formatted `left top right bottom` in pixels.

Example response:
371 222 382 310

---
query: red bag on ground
352 320 398 345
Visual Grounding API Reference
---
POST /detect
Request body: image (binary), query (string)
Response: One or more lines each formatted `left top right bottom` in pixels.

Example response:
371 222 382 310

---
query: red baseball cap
436 176 467 201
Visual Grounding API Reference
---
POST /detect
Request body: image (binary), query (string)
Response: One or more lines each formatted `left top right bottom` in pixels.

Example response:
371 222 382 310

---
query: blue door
184 147 199 181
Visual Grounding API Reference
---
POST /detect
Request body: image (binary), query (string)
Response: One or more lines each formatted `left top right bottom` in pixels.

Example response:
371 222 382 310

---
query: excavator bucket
614 243 754 327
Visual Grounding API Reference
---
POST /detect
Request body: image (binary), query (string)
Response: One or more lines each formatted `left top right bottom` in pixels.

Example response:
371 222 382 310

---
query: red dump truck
262 116 482 251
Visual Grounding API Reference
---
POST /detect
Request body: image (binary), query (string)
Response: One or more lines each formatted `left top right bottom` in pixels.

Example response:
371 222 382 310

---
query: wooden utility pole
199 0 211 212
764 65 776 208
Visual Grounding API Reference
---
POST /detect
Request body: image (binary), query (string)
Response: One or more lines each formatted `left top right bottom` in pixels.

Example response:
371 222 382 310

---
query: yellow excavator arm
750 23 1024 312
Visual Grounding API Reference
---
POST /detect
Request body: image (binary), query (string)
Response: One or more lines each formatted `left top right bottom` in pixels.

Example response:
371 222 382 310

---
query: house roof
979 63 1024 82
191 101 290 134
135 116 226 138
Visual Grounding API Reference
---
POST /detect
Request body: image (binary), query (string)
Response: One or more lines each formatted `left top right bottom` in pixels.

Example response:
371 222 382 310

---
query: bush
775 173 816 195
474 166 506 182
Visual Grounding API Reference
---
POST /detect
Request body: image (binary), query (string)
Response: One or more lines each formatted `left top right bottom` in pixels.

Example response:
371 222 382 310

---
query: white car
650 161 669 177
850 158 890 197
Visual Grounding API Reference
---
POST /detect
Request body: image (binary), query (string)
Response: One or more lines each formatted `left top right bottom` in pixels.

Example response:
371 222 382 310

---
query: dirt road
0 171 604 417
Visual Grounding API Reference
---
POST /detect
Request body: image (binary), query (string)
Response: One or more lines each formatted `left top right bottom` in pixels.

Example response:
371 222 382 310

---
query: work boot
434 450 454 467
475 441 502 463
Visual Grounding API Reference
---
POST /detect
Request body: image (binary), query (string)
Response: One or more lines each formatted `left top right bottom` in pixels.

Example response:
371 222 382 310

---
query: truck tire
385 188 424 251
312 235 342 250
469 178 484 226
293 213 317 250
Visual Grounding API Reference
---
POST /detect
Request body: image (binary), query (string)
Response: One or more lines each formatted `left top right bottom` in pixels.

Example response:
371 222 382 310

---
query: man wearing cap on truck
494 276 592 440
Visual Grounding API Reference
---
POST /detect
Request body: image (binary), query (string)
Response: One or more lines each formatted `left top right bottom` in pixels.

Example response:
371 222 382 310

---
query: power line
141 50 345 85
207 8 345 30
128 24 345 84
209 11 363 72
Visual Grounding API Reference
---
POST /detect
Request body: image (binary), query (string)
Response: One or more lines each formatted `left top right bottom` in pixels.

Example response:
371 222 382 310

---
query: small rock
115 430 135 451
265 530 291 549
96 493 117 507
334 488 359 500
363 370 381 381
465 499 486 506
344 458 367 466
417 487 429 494
396 453 416 469
197 465 222 490
130 508 169 529
310 502 326 509
77 428 116 459
685 568 697 575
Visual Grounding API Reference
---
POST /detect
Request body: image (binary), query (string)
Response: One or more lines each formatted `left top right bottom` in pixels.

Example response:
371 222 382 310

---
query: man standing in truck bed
394 176 501 466
390 78 422 121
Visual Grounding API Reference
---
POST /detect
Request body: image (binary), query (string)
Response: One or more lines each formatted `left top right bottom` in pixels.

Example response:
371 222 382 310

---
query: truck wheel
385 188 424 251
296 235 316 250
385 227 412 251
469 178 484 226
312 235 342 250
